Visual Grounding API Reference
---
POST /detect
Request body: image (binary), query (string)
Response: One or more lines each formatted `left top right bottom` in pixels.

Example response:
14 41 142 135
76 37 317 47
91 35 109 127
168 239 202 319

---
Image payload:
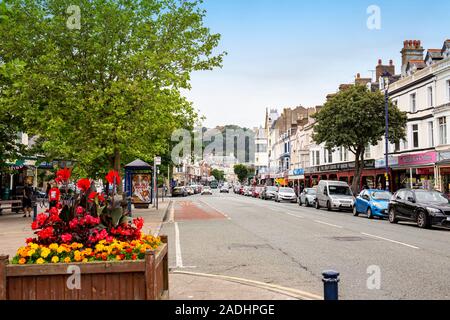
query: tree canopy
210 168 224 182
0 0 225 178
234 164 249 183
313 85 407 192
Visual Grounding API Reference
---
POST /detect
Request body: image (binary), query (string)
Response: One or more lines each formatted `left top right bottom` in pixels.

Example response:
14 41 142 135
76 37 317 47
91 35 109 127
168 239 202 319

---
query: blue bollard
33 203 38 221
322 270 340 300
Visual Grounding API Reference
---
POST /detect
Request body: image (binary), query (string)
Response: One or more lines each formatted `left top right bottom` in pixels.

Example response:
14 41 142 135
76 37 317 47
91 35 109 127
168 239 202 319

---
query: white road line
314 220 343 229
175 222 184 268
361 232 420 249
198 199 232 220
283 212 304 219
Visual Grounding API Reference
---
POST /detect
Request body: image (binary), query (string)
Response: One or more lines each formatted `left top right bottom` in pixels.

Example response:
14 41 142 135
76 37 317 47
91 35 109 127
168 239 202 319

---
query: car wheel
315 201 320 210
388 208 399 224
367 208 374 220
353 206 359 217
417 211 431 229
327 201 332 211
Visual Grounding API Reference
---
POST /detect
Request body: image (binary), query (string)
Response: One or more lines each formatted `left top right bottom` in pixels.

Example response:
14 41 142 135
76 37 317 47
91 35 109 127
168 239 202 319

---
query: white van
315 180 354 211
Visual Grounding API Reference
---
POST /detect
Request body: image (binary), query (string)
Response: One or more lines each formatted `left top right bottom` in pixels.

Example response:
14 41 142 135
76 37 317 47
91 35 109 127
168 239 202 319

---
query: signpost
153 157 161 209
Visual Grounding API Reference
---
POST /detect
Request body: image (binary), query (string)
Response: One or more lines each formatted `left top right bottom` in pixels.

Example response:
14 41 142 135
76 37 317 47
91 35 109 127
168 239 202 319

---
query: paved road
162 191 450 300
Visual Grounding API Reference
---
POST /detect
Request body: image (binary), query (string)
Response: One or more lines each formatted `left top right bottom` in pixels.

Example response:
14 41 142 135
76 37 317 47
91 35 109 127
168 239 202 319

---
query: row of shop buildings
256 38 450 195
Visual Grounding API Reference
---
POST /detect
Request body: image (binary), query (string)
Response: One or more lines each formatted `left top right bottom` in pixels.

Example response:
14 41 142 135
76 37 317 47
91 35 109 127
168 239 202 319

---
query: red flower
37 226 54 240
105 170 121 185
49 207 58 216
76 206 84 215
61 233 72 243
131 254 137 260
133 217 144 231
88 192 106 203
77 178 91 192
25 238 34 244
69 219 78 229
56 168 71 183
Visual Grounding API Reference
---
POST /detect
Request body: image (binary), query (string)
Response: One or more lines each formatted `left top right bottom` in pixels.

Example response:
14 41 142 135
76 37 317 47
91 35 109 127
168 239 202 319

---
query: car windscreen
371 191 392 200
279 188 295 193
306 189 316 195
415 191 449 203
328 185 352 196
267 187 278 191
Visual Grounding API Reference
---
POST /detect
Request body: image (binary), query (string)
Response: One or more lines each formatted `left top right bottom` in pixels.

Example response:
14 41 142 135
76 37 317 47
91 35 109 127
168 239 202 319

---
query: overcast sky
182 0 450 129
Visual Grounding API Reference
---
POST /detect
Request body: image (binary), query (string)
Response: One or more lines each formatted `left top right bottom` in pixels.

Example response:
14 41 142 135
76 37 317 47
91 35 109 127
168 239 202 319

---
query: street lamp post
381 74 390 192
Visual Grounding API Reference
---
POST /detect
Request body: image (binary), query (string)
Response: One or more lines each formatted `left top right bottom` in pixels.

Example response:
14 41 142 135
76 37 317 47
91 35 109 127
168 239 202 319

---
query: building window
448 81 450 102
316 150 320 166
323 149 327 164
439 117 447 145
394 141 400 152
403 138 408 150
339 147 347 162
429 121 435 147
428 87 433 107
364 145 371 159
412 124 419 148
328 149 333 163
410 93 416 113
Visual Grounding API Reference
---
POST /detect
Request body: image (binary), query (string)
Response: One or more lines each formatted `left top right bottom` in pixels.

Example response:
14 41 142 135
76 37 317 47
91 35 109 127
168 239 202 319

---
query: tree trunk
351 148 364 195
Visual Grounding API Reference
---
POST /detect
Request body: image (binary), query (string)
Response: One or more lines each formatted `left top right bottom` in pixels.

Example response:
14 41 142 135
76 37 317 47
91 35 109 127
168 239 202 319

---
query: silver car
275 187 297 203
299 188 317 207
315 180 354 211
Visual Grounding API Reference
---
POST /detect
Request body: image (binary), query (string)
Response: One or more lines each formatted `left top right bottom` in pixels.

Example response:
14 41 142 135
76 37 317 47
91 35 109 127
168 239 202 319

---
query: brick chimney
401 40 424 77
376 59 395 81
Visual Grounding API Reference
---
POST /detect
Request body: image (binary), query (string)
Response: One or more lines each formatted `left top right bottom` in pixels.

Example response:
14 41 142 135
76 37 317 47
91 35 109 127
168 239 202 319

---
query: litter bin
2 187 10 200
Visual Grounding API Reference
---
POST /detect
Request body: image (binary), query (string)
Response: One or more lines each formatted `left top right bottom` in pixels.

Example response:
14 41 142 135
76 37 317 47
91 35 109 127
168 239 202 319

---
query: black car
388 189 450 229
172 187 188 197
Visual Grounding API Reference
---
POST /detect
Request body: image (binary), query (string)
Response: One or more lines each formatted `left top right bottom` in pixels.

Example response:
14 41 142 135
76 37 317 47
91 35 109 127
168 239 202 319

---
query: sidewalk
0 200 171 258
170 273 299 300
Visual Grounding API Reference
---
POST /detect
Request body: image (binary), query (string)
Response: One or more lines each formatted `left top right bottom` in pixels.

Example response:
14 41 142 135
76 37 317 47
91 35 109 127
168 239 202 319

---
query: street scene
0 0 450 306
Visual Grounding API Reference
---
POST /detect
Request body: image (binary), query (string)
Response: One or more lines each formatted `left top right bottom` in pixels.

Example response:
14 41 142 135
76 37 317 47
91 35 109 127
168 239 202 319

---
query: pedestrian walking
22 184 33 217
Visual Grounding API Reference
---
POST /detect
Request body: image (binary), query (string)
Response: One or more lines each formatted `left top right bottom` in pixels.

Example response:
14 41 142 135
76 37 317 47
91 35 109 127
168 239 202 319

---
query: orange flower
19 258 26 265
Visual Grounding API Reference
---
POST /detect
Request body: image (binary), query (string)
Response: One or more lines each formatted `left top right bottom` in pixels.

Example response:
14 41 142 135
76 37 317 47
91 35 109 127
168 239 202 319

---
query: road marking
283 212 304 219
168 203 175 223
314 220 343 229
361 232 420 249
198 199 232 220
175 222 184 268
172 270 323 300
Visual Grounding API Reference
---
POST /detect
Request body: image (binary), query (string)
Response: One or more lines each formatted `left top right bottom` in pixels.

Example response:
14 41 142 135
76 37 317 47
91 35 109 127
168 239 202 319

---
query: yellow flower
36 258 45 264
27 249 36 257
82 258 88 263
49 243 59 251
19 258 26 265
40 248 51 258
51 256 59 263
29 243 39 250
95 244 104 252
57 246 65 254
64 257 71 263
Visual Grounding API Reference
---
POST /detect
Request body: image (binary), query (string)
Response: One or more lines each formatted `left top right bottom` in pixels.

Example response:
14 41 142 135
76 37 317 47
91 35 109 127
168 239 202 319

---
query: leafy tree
0 60 26 170
210 168 224 182
312 85 407 193
0 0 225 181
234 164 249 183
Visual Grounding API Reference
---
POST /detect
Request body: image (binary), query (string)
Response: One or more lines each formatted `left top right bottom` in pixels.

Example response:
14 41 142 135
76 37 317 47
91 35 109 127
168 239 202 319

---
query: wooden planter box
0 236 169 300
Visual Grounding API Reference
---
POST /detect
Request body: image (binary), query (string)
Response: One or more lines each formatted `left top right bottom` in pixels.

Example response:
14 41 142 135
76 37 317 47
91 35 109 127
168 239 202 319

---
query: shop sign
398 152 437 166
375 156 399 168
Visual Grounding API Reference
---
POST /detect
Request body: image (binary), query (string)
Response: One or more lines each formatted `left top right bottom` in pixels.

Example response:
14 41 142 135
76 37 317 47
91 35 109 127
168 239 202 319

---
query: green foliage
211 168 225 182
0 0 225 177
234 164 249 183
313 85 407 191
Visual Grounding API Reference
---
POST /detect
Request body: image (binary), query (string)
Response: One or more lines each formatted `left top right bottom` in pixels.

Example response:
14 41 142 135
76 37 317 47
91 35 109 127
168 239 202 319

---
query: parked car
190 185 201 194
260 186 278 200
201 186 213 195
275 187 297 203
210 181 218 189
220 185 229 193
353 189 392 219
243 186 252 196
315 180 354 211
252 186 263 198
185 186 195 196
299 188 317 207
172 187 187 197
388 189 450 229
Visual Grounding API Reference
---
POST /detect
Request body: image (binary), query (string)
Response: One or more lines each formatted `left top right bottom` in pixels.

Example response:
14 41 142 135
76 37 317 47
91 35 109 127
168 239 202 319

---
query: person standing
22 184 33 217
48 184 60 209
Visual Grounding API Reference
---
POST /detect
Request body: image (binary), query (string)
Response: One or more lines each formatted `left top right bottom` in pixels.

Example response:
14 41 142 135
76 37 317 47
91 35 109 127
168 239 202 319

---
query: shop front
288 169 305 194
390 151 437 191
435 152 450 195
304 160 382 191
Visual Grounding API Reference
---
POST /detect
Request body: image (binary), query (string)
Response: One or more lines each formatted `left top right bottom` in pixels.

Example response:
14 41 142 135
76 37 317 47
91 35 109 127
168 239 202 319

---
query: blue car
353 189 392 219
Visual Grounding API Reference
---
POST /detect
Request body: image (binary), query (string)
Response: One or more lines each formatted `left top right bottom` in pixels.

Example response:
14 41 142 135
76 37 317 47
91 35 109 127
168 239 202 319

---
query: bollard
322 270 340 300
33 203 38 221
